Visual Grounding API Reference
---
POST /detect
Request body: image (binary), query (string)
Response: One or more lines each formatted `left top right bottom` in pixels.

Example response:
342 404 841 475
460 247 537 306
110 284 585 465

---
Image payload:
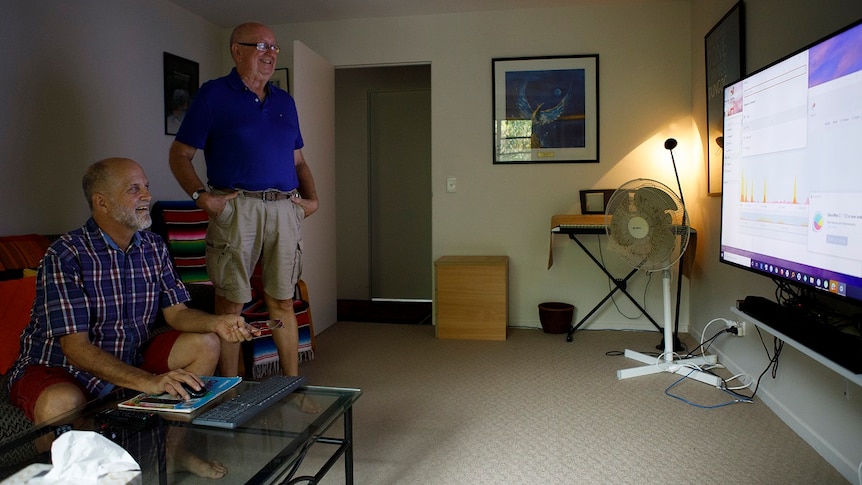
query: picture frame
579 189 616 215
493 55 599 164
269 68 289 93
163 53 199 136
705 1 744 195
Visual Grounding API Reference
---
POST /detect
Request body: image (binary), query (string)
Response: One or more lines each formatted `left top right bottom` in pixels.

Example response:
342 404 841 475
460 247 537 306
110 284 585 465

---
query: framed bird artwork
493 54 599 163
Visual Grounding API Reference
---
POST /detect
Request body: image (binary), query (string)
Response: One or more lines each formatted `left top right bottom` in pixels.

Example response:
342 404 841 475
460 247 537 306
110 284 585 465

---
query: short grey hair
82 158 118 210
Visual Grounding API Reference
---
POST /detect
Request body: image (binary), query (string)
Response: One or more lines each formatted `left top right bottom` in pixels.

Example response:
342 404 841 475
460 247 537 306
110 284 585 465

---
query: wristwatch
191 188 207 201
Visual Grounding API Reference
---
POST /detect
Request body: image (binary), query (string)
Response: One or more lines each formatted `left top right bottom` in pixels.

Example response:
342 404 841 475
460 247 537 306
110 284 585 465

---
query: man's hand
213 314 259 343
197 190 239 218
291 194 319 218
149 369 205 401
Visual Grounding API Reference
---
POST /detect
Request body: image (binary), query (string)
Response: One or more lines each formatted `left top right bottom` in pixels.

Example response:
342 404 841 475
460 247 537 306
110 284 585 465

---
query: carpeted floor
290 323 849 484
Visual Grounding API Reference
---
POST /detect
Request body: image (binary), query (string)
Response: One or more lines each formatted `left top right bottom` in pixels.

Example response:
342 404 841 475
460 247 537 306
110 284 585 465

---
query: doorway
368 88 431 300
334 65 432 312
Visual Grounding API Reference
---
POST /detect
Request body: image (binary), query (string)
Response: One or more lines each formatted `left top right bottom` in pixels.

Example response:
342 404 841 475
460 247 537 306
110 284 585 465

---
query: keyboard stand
550 214 696 345
564 233 663 342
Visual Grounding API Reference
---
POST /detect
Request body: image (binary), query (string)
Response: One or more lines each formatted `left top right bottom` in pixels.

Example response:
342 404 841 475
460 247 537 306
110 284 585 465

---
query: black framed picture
493 55 599 164
163 52 199 136
579 189 616 214
705 1 744 195
269 68 289 93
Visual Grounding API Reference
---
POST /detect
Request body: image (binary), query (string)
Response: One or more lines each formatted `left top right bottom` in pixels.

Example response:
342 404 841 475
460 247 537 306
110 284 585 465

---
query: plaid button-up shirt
9 218 190 397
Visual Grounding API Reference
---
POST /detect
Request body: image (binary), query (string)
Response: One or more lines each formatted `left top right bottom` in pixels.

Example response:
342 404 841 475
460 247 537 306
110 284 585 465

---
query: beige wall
273 2 696 331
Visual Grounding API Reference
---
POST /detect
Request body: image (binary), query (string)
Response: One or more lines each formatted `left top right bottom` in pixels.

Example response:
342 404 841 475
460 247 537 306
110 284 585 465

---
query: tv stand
732 296 862 387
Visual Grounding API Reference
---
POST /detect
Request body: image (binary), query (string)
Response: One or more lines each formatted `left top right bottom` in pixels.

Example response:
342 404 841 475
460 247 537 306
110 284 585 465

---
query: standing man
169 22 318 378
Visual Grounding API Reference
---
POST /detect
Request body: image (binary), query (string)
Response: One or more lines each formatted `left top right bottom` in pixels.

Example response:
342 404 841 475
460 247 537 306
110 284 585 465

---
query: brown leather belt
217 188 299 201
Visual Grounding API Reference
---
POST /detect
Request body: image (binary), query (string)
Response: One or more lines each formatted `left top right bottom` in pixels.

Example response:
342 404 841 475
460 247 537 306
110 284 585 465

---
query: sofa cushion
0 276 35 374
0 234 50 281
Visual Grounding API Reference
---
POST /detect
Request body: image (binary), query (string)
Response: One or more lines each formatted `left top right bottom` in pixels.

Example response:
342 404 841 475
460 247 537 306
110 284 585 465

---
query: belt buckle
262 191 279 202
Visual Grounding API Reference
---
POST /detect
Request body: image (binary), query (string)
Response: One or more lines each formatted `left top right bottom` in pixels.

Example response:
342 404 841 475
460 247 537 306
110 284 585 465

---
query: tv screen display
720 18 862 306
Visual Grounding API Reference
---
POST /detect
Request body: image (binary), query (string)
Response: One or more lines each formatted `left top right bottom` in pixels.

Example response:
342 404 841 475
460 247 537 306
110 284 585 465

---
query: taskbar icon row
751 260 847 296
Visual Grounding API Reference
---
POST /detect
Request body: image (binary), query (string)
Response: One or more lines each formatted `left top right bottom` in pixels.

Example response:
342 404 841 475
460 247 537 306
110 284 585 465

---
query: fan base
616 350 723 387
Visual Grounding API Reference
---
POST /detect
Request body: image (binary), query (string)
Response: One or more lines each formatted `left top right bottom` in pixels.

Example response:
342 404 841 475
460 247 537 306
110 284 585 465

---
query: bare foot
170 449 228 479
296 394 321 414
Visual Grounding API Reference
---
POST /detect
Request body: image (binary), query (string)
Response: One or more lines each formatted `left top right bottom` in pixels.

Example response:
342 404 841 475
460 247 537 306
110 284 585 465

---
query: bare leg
28 383 88 453
166 427 228 479
215 294 245 377
263 294 298 376
163 330 229 479
32 383 87 425
167 332 221 376
264 293 319 413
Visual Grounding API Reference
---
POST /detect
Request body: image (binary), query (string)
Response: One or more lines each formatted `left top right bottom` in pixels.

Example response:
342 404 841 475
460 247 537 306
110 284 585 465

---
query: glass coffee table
0 383 361 484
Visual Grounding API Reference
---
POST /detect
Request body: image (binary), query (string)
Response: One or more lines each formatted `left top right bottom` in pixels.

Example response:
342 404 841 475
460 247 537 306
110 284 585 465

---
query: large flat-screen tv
720 17 862 358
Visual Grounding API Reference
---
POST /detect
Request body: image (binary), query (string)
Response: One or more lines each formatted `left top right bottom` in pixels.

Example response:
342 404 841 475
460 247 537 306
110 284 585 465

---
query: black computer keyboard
192 375 307 429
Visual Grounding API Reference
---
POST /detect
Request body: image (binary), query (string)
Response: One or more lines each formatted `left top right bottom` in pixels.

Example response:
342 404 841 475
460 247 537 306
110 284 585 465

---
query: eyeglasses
236 42 280 54
247 319 284 332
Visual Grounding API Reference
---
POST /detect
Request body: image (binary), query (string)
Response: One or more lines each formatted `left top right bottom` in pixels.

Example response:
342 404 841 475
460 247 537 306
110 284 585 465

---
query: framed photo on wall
493 55 599 164
705 1 744 195
163 52 199 136
579 189 616 214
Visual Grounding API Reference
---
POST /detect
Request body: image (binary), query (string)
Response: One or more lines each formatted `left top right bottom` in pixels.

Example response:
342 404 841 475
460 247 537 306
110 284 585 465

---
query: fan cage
605 178 690 272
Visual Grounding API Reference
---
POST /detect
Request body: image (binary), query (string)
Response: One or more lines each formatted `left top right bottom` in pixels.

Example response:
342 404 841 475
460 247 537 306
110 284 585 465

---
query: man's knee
263 294 295 316
168 331 221 372
33 383 87 424
189 332 221 356
215 294 244 315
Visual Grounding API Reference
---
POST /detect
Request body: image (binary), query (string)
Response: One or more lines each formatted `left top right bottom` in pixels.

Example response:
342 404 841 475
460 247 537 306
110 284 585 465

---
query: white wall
0 0 223 234
689 1 862 482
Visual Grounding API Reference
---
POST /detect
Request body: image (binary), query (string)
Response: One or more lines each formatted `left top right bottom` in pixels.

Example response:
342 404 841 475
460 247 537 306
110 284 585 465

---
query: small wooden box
434 256 508 340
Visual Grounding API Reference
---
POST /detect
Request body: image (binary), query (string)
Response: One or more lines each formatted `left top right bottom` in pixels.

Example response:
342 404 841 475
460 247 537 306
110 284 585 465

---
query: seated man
7 157 256 427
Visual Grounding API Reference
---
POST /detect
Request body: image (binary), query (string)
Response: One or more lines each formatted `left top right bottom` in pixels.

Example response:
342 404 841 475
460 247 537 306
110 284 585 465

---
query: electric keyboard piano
548 215 609 269
550 214 608 234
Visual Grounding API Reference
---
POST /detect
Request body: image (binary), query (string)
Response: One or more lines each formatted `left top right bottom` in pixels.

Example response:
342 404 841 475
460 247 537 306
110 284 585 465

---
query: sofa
0 234 51 467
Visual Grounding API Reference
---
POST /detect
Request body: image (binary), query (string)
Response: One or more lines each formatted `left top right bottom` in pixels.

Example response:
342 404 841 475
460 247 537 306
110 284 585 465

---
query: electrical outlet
446 177 457 193
725 320 746 337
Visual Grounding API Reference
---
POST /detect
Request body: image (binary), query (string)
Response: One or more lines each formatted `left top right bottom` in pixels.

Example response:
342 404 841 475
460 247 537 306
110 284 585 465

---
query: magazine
118 376 242 413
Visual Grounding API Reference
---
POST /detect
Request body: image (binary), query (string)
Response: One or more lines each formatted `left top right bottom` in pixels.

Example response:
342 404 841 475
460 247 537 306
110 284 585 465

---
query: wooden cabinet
434 256 508 340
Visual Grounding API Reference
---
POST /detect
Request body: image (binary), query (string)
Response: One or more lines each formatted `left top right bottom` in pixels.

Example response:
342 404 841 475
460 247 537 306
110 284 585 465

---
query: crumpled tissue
30 430 141 484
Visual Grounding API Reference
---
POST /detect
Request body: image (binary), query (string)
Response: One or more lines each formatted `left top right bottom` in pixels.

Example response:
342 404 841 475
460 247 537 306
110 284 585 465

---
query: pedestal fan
607 178 723 387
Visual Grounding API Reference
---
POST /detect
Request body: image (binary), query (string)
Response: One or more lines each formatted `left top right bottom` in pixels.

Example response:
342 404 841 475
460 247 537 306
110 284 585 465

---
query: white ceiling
167 0 636 27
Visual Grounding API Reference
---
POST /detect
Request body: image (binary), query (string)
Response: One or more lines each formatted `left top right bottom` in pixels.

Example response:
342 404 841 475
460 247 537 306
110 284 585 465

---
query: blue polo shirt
176 68 304 191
